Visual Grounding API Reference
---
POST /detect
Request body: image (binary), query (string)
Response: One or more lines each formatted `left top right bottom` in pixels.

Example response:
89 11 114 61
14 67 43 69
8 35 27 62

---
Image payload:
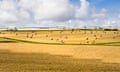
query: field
0 30 120 72
0 30 120 45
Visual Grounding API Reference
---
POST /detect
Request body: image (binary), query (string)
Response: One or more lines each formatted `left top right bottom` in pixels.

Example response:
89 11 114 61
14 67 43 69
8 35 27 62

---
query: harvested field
0 50 120 72
0 30 120 45
0 43 120 72
0 30 120 72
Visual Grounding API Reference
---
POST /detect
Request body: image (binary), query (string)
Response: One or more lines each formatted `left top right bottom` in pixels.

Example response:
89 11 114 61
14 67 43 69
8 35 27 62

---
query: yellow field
0 30 120 72
0 43 120 72
0 30 120 44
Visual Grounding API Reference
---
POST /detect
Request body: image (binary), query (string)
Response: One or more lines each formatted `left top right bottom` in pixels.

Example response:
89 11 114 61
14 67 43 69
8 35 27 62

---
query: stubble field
0 30 120 72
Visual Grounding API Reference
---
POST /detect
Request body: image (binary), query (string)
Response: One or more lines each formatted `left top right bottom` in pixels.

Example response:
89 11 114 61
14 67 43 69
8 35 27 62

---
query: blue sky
90 0 120 10
70 0 80 6
71 0 120 10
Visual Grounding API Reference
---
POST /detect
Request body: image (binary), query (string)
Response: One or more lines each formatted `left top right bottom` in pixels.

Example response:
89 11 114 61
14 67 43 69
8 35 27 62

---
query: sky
0 0 120 28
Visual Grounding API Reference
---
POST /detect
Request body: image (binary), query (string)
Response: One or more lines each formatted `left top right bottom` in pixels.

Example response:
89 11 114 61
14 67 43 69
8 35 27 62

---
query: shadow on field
0 38 17 43
0 41 17 43
0 50 120 72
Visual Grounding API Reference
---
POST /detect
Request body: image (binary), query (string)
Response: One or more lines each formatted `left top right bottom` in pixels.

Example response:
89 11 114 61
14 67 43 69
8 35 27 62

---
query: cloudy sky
0 0 120 28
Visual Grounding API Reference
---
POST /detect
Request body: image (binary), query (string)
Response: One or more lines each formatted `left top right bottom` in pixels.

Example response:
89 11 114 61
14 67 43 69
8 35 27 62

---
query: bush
104 29 118 31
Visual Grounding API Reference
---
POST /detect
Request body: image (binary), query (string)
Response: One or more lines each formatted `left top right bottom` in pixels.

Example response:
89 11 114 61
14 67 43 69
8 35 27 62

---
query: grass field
0 30 120 72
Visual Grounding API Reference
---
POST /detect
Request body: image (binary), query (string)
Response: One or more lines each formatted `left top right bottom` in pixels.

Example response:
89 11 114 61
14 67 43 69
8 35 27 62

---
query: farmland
0 30 120 45
0 30 120 72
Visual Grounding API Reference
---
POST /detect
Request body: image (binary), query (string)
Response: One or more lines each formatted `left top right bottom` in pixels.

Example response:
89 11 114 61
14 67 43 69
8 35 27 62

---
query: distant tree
7 27 18 32
98 27 103 30
84 26 87 34
14 27 18 31
94 26 97 30
71 29 74 34
84 26 87 30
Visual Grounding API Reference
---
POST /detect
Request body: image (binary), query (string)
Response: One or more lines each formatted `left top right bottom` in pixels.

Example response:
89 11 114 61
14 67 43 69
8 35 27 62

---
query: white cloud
33 0 75 21
17 9 31 21
0 0 15 11
18 0 37 10
0 0 119 28
0 0 18 24
0 10 17 22
119 14 120 18
75 0 90 19
91 8 108 19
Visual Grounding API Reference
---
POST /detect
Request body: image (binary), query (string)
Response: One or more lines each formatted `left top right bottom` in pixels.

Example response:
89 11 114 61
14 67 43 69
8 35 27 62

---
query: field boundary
0 37 120 46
